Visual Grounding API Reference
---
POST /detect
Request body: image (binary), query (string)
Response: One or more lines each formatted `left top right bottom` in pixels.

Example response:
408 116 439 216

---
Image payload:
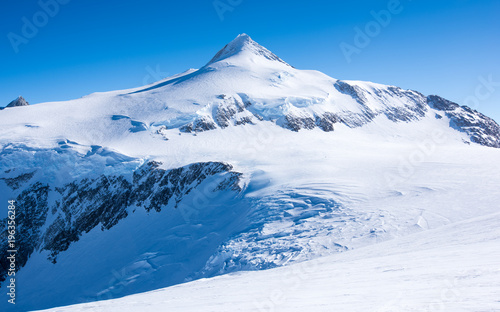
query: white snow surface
37 210 500 312
0 34 499 311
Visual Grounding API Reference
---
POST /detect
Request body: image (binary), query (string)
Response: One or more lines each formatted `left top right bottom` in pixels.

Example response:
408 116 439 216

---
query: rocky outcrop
180 116 217 133
1 171 35 190
154 80 497 149
315 112 338 132
427 95 500 148
6 96 29 108
214 95 246 128
0 182 49 284
334 80 369 106
281 114 316 132
334 80 428 127
1 96 29 110
0 161 242 284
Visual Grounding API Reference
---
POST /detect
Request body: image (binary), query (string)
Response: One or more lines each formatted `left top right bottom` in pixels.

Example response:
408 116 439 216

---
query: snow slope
5 127 500 311
1 34 499 311
36 209 500 312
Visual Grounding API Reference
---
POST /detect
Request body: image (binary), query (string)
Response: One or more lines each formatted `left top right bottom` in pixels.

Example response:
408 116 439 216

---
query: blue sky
1 0 499 121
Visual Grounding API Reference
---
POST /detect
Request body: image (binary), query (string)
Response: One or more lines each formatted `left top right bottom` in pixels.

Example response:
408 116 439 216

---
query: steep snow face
427 95 500 148
1 34 500 312
206 33 291 67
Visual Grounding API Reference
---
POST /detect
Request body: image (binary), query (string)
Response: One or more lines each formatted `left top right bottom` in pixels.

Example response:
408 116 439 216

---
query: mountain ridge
1 34 498 147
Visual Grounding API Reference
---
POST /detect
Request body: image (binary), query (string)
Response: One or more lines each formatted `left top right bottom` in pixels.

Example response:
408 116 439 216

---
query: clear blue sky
1 0 499 121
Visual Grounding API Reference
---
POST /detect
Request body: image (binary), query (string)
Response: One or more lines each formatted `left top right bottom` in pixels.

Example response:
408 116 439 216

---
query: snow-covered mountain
1 34 499 312
1 96 29 110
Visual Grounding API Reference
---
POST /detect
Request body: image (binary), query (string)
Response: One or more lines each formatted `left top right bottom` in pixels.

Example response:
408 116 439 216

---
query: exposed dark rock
156 126 169 140
1 171 35 190
214 97 245 128
123 83 500 148
427 95 500 148
180 117 217 133
315 112 338 132
333 81 428 127
427 95 460 111
5 96 29 108
169 82 429 134
333 80 377 127
235 116 254 126
282 115 316 132
334 80 368 106
382 88 427 122
0 183 49 284
0 161 242 284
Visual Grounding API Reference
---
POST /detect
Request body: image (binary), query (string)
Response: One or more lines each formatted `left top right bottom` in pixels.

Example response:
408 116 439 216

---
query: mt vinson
1 34 500 312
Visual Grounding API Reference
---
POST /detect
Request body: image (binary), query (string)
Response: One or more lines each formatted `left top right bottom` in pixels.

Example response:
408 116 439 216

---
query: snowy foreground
38 210 500 312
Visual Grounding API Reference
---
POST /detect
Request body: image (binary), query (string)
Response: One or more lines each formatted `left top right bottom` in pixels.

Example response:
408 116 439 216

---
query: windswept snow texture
1 34 500 311
36 211 500 312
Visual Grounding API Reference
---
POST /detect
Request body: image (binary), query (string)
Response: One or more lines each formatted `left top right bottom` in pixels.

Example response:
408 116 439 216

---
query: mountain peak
206 34 291 67
6 95 29 108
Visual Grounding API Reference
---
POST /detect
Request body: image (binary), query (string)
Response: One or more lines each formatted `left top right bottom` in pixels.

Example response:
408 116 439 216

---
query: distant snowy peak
3 95 29 109
206 33 291 67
